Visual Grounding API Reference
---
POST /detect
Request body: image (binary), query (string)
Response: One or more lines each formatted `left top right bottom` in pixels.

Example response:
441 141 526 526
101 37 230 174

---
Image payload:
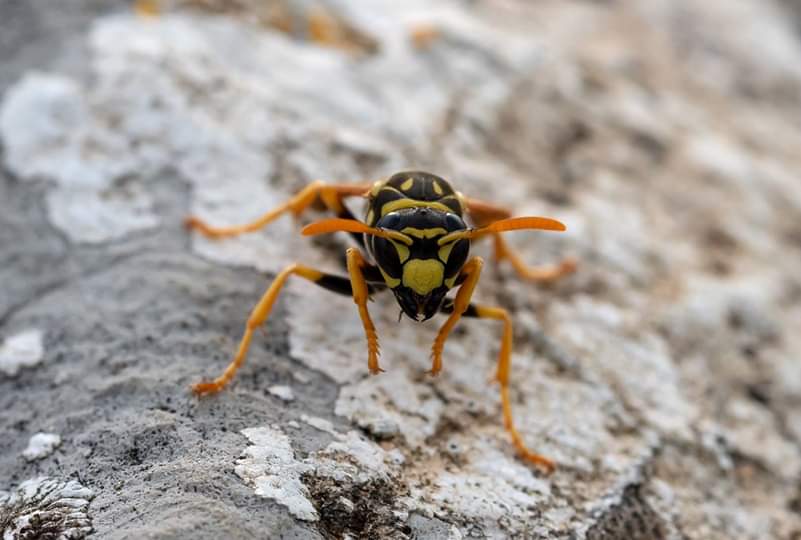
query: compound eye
371 236 403 278
377 211 402 231
444 239 469 279
444 213 466 232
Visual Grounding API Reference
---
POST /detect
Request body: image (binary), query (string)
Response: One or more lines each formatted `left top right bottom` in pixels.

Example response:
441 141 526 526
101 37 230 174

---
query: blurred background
1 1 801 538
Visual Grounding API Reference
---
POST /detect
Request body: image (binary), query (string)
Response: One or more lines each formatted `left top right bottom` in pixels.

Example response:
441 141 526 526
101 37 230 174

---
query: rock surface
2 0 801 538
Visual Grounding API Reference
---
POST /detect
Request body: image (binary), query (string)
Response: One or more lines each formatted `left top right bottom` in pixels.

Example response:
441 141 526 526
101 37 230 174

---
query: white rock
267 385 295 402
0 329 44 377
300 415 340 437
235 426 318 521
22 433 62 462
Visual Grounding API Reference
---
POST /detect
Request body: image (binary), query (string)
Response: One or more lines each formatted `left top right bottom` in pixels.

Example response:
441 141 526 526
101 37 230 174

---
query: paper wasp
186 171 575 472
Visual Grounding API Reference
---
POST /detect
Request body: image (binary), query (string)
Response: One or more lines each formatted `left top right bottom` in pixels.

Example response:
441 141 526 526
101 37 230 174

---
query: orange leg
463 196 512 226
492 234 577 282
193 264 327 395
346 248 382 375
429 257 483 376
134 0 160 17
409 24 441 50
465 303 555 473
464 196 576 282
185 181 369 239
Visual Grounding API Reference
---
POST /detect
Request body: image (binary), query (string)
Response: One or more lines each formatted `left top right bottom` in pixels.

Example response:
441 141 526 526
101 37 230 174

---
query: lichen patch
235 426 317 521
0 477 94 539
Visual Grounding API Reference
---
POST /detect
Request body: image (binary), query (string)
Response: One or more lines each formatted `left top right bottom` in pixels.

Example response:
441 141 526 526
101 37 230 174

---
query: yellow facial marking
444 275 459 289
379 267 401 288
393 241 410 263
401 227 447 239
381 199 452 217
438 230 470 245
432 180 443 196
438 241 455 262
400 178 415 191
381 229 413 245
402 259 444 295
365 209 375 226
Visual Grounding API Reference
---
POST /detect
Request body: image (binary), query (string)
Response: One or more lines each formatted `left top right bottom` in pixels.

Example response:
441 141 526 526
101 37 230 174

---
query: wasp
186 171 575 472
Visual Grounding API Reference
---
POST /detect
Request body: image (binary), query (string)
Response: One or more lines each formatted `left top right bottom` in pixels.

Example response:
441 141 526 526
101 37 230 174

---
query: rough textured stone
2 0 801 538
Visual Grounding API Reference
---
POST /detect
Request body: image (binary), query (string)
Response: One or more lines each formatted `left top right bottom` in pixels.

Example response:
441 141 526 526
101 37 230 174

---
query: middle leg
492 233 577 282
192 263 373 396
185 181 370 240
464 196 576 282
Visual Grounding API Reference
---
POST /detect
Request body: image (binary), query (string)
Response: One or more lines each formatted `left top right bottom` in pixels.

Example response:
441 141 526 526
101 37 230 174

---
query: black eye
445 213 466 231
371 236 402 279
376 212 402 230
444 239 469 279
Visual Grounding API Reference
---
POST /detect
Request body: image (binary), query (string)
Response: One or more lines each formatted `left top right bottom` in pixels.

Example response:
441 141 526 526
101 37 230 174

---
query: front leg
429 257 483 376
346 248 383 375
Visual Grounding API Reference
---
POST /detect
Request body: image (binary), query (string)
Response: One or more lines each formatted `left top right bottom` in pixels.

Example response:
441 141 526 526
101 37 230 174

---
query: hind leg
444 300 555 473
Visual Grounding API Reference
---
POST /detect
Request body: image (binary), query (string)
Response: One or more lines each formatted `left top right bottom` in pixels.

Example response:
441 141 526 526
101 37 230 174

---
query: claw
191 380 223 396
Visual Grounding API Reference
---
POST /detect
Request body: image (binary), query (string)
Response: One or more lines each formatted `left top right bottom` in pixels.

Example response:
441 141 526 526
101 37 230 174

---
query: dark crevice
586 484 667 540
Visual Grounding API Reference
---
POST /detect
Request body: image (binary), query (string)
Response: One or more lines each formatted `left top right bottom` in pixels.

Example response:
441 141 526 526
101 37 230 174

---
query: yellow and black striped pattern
363 172 470 321
365 171 464 228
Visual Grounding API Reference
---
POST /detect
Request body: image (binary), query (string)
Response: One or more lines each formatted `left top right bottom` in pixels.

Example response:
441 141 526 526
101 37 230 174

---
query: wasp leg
193 264 372 396
346 248 383 375
462 196 513 226
492 234 577 282
185 181 369 239
464 196 577 282
134 0 160 16
429 257 483 376
441 300 555 473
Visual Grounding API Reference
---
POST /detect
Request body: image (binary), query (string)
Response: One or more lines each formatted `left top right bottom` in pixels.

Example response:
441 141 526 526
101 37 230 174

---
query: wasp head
369 207 470 322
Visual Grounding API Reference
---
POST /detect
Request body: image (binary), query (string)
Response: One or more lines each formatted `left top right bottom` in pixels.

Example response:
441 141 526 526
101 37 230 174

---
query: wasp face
369 207 470 322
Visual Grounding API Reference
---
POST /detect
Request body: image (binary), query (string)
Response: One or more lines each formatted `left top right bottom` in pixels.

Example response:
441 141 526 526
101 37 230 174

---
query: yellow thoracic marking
400 178 415 191
432 180 443 196
393 241 410 263
379 266 401 288
401 227 447 239
444 275 459 289
402 259 444 295
365 209 375 226
438 241 456 263
380 198 452 216
370 180 387 196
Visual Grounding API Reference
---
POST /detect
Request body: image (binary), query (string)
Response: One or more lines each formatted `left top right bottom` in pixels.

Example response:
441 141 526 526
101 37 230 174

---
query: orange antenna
301 218 413 245
438 216 566 245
